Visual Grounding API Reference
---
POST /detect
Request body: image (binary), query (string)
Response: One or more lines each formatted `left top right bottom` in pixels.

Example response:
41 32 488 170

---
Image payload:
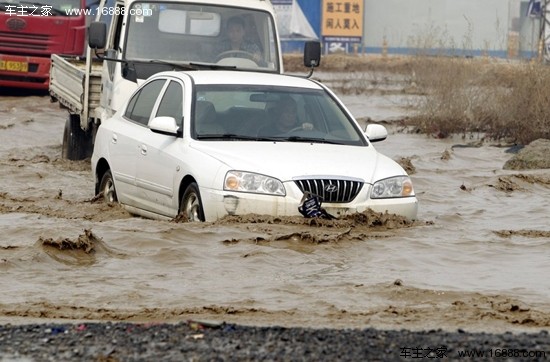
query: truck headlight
371 176 415 199
224 171 285 196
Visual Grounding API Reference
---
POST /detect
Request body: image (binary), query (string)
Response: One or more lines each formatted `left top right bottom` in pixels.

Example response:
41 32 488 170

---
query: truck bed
49 54 102 116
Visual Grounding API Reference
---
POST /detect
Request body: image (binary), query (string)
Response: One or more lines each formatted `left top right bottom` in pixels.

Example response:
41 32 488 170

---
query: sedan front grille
294 178 364 203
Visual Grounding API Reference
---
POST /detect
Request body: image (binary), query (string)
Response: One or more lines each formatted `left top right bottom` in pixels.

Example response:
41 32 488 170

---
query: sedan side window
156 81 184 129
124 79 165 126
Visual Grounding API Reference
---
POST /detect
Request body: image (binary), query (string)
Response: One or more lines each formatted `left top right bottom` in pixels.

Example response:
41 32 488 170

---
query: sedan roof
155 70 323 89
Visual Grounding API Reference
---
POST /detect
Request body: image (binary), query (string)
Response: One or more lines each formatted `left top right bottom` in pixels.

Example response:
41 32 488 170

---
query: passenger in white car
194 100 223 134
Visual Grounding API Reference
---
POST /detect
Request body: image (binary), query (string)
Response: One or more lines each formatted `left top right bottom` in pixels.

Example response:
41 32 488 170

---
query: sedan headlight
224 171 285 196
370 176 415 199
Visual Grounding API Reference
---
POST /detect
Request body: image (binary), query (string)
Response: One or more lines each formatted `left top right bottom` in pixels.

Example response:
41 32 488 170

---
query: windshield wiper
196 133 279 142
146 60 199 71
138 61 238 72
189 62 238 70
196 133 343 144
94 57 200 71
286 136 342 144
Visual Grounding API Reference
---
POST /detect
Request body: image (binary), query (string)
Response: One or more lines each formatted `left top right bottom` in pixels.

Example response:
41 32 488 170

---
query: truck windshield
124 2 280 73
0 0 82 15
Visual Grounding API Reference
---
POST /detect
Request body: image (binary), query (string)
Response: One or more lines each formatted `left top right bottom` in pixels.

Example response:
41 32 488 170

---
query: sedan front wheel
99 170 118 203
180 182 205 222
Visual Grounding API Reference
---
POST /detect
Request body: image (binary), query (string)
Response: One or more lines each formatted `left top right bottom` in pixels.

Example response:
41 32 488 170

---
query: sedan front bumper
200 182 418 221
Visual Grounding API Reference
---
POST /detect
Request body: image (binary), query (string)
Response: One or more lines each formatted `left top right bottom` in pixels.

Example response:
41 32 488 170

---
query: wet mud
1 76 550 336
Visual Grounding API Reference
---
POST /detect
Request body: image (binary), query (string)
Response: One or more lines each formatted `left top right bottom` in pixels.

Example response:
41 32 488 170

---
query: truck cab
49 0 320 160
92 0 282 120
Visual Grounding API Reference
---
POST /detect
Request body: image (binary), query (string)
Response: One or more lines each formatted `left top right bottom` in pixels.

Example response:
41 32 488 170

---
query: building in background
271 0 320 53
273 0 545 59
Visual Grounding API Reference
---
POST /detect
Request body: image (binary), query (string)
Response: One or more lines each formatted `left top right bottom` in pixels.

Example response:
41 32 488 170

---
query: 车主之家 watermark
400 347 448 359
4 5 152 17
3 5 55 16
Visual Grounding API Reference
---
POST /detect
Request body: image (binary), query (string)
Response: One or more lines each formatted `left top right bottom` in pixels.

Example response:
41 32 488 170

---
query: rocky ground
1 321 550 361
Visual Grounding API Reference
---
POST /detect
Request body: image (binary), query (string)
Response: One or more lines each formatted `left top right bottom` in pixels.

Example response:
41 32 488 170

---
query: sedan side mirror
365 124 388 142
149 116 180 136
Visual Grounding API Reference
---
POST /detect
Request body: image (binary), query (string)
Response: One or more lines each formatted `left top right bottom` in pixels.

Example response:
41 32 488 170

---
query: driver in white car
216 15 263 64
258 96 314 136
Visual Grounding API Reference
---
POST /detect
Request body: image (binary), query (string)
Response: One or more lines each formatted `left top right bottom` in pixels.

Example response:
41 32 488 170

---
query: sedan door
135 79 185 217
110 79 167 207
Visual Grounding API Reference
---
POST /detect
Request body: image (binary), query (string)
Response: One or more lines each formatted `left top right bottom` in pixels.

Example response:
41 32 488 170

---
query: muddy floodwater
1 76 550 335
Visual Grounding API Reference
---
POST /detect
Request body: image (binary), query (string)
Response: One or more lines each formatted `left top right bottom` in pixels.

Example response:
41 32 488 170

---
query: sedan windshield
192 85 367 146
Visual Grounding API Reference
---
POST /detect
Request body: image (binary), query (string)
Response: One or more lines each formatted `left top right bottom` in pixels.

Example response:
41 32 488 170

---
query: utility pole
540 0 550 61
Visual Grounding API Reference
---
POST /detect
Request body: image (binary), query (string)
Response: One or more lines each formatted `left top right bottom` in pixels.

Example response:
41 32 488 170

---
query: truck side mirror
304 41 321 68
88 21 107 49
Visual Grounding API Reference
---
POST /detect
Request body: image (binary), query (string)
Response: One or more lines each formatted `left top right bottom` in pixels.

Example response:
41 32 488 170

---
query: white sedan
91 70 418 221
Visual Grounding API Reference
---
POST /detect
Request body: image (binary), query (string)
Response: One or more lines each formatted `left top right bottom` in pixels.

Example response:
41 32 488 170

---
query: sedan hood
190 141 405 183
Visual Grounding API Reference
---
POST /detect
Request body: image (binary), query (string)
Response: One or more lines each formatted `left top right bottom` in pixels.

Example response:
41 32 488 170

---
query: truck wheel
62 115 89 160
180 182 205 221
99 170 118 203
